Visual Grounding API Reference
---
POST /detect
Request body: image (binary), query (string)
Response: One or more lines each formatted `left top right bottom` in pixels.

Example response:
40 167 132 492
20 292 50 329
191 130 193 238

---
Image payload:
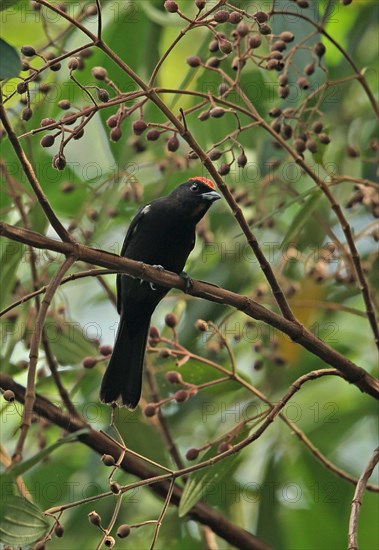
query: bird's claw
150 265 164 290
180 271 193 293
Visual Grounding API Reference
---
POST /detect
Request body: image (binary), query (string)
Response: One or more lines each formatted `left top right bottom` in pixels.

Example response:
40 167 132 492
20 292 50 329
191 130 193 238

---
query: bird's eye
190 182 198 192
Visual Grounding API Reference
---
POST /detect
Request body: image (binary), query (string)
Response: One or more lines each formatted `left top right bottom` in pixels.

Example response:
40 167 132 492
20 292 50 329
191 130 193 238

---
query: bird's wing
116 204 150 314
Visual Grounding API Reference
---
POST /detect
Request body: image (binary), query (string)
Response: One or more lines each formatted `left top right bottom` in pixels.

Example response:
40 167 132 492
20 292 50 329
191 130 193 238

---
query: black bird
100 177 220 409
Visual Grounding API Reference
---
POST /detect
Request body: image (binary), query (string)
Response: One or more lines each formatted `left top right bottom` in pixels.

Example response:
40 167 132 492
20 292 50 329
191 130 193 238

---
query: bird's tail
99 314 150 409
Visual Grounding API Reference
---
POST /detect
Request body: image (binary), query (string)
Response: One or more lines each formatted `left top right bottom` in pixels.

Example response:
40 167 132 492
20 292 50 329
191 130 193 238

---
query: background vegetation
0 0 378 549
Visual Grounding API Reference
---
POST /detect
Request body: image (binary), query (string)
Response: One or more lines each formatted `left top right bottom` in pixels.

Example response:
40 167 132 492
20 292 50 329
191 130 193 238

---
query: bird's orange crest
188 177 216 190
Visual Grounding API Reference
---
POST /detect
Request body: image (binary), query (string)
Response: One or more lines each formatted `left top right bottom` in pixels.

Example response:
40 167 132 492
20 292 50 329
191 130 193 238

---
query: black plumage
100 178 220 409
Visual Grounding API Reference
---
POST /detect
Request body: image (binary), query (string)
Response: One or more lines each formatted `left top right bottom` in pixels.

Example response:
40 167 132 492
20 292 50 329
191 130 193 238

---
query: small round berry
186 447 200 460
117 524 131 538
210 107 225 118
259 23 271 35
68 57 79 70
101 454 116 466
214 10 229 23
249 34 262 48
218 163 230 175
17 81 28 94
97 88 109 102
319 133 330 144
237 152 247 167
132 120 148 135
54 523 64 538
209 148 222 160
40 134 55 148
165 312 177 328
254 11 268 23
279 85 289 99
104 536 115 547
50 62 62 72
278 74 288 86
144 404 157 417
149 326 160 339
314 42 326 57
3 389 15 402
229 11 242 24
195 0 206 9
279 31 294 42
106 115 118 128
164 0 179 13
312 120 323 134
294 139 306 153
219 38 233 55
88 511 101 526
206 57 221 68
52 154 66 170
92 66 108 80
41 117 55 127
187 55 201 68
100 344 113 356
82 356 97 369
347 145 359 158
306 139 318 153
175 389 189 403
22 107 33 121
110 127 122 142
304 63 315 75
195 319 208 332
166 371 183 384
296 0 309 7
21 45 36 57
269 106 282 118
297 77 309 90
218 441 232 453
58 99 71 110
167 134 179 152
110 482 121 494
146 129 160 141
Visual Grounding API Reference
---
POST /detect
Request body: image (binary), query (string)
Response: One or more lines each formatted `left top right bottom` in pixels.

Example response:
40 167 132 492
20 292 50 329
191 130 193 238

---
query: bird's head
170 177 220 221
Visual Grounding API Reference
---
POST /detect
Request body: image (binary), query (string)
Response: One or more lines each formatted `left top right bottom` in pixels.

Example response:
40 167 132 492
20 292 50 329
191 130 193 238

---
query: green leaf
178 446 238 517
0 38 21 79
0 240 24 310
4 428 89 480
281 189 322 250
48 320 99 365
0 495 49 546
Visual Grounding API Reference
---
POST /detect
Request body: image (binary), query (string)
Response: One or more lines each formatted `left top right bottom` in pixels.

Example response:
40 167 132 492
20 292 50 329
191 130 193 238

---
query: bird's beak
201 190 221 201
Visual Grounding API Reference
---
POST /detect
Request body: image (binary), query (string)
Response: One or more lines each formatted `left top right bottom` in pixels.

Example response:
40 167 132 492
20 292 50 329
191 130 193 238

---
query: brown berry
280 31 294 42
22 107 32 121
144 404 157 417
175 389 189 403
52 154 66 170
110 127 122 142
101 454 116 466
218 441 232 453
167 134 179 152
214 10 229 23
229 11 242 24
110 482 121 494
50 62 62 72
195 0 206 9
297 77 309 89
304 63 315 75
306 139 318 153
92 66 108 80
187 55 201 67
58 99 71 110
104 536 115 547
41 117 55 127
206 57 221 68
3 389 15 402
146 129 160 141
237 152 247 167
249 34 262 48
166 371 183 384
132 120 148 135
209 148 222 160
21 45 36 57
17 81 28 94
165 312 177 328
40 134 55 147
117 524 131 538
100 344 113 356
97 88 109 102
254 11 268 23
294 139 306 153
68 57 79 70
186 448 200 460
347 145 359 158
278 74 288 86
312 120 323 134
218 163 230 175
259 23 271 35
219 38 233 55
88 511 101 526
279 86 289 98
54 523 64 537
164 0 178 12
297 0 309 7
314 42 326 57
82 356 97 369
319 133 330 144
210 107 225 118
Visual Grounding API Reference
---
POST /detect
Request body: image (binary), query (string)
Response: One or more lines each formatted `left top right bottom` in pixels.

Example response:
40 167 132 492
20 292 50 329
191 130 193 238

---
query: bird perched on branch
100 177 220 409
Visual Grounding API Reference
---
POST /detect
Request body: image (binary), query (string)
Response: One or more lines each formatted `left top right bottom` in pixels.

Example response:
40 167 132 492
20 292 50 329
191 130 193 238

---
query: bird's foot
150 265 165 290
180 271 193 293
